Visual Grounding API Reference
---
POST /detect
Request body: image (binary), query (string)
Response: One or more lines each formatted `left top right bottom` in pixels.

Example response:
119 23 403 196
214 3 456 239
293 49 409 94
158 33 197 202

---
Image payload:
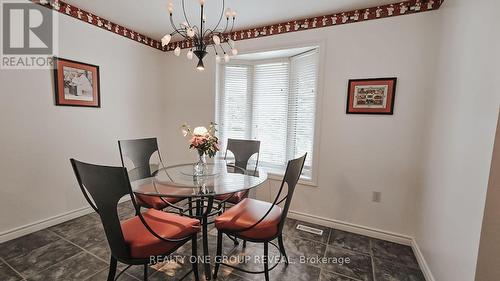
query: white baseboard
0 206 94 243
288 210 413 245
0 198 131 243
287 210 435 281
411 238 436 281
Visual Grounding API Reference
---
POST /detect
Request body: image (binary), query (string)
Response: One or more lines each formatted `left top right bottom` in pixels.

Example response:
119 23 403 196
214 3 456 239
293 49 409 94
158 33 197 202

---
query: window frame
216 44 324 187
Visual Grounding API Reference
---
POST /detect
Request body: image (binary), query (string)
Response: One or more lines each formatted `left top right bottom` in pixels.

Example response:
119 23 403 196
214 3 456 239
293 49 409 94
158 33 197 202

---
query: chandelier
161 0 238 71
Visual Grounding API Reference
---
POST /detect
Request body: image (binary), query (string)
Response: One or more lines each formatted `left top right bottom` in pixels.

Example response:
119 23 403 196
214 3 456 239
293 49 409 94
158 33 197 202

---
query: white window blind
218 65 250 141
252 62 290 169
288 50 319 177
217 48 319 179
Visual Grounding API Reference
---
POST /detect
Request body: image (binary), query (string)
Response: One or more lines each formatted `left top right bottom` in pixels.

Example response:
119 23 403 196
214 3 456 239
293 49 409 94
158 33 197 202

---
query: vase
193 150 207 176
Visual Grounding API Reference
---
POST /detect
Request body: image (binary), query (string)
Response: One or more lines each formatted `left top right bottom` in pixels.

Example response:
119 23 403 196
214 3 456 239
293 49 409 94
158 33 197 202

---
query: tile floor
0 202 425 281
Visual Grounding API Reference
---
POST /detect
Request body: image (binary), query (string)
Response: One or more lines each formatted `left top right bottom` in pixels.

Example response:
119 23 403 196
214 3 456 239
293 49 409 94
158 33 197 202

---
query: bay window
216 48 319 180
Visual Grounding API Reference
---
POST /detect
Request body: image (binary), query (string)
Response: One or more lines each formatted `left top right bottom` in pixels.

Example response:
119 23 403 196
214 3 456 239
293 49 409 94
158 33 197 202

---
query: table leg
195 197 213 280
202 211 211 280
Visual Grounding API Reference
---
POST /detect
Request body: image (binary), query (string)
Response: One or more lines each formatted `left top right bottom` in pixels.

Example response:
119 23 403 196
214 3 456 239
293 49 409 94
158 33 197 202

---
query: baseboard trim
411 238 436 281
288 210 413 245
0 198 130 243
0 206 94 243
287 210 435 281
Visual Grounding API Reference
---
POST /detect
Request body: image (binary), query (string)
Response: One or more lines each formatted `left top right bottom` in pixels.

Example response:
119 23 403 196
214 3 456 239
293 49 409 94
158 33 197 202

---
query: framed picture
53 57 100 107
346 78 397 115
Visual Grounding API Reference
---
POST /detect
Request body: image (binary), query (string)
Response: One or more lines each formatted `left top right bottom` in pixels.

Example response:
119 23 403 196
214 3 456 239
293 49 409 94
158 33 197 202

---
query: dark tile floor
0 201 425 281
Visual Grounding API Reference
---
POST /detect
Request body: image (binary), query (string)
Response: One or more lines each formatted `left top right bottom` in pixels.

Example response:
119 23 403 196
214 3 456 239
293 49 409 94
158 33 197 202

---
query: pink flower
190 136 207 147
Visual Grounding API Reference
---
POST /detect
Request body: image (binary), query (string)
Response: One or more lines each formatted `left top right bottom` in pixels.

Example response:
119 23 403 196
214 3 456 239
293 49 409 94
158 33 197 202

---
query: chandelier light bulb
167 2 174 13
161 34 171 47
197 60 205 71
224 53 230 62
215 55 221 63
199 0 205 5
231 10 237 18
187 28 195 38
225 8 232 18
187 49 194 60
212 35 221 45
232 48 238 56
181 21 189 27
174 46 181 56
203 14 207 21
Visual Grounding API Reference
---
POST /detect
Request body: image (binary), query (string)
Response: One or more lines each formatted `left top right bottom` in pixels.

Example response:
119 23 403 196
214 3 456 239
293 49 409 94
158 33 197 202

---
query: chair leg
278 234 289 265
188 198 193 216
191 235 200 281
213 231 223 279
218 202 226 217
225 233 239 246
264 242 270 281
242 240 247 248
178 202 184 215
143 264 148 281
107 257 117 281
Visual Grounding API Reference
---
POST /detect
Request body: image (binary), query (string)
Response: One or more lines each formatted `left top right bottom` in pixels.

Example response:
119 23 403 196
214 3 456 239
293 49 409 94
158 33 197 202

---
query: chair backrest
224 138 261 171
118 138 161 181
277 154 307 233
70 159 133 260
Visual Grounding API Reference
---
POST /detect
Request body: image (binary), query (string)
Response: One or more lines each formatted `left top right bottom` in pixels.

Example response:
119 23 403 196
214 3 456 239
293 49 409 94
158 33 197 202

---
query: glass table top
131 160 268 198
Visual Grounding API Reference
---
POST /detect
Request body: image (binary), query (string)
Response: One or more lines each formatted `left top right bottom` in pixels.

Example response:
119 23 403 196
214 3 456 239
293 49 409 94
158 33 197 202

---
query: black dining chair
215 139 261 247
118 138 184 213
216 138 261 206
213 154 307 281
70 159 200 281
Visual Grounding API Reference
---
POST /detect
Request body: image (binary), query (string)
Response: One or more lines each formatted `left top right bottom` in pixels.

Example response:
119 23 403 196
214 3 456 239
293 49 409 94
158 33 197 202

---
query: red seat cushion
121 209 200 258
215 190 249 204
135 194 182 210
215 198 282 240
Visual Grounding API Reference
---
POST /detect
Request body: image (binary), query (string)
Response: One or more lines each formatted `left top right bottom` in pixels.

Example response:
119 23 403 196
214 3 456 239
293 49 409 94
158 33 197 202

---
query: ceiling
64 0 399 40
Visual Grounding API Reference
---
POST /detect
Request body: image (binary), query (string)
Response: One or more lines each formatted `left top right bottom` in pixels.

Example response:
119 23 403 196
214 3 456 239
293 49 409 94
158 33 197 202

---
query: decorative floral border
31 0 443 53
164 0 444 51
30 0 164 51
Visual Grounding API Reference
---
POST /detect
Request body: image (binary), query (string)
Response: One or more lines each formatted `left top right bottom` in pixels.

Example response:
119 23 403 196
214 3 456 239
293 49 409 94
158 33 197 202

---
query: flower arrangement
181 122 220 158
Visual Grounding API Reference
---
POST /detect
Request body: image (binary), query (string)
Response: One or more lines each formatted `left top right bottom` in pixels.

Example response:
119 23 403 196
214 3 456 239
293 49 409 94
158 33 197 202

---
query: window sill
215 157 318 187
266 171 318 187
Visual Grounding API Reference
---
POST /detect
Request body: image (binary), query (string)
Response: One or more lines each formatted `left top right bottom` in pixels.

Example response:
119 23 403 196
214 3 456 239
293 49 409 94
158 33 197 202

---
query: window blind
217 48 319 179
252 62 290 169
288 49 319 176
218 65 250 144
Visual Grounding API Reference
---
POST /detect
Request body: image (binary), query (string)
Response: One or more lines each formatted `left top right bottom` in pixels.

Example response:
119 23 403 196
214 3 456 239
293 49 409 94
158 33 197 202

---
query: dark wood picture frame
346 77 397 115
53 57 100 108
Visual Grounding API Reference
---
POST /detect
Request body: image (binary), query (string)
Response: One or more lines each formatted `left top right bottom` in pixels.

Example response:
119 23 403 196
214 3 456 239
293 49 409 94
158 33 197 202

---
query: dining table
130 159 268 280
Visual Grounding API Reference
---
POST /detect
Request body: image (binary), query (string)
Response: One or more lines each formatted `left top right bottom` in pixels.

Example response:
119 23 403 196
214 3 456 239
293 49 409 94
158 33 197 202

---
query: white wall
0 13 166 235
415 1 500 281
162 12 440 237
